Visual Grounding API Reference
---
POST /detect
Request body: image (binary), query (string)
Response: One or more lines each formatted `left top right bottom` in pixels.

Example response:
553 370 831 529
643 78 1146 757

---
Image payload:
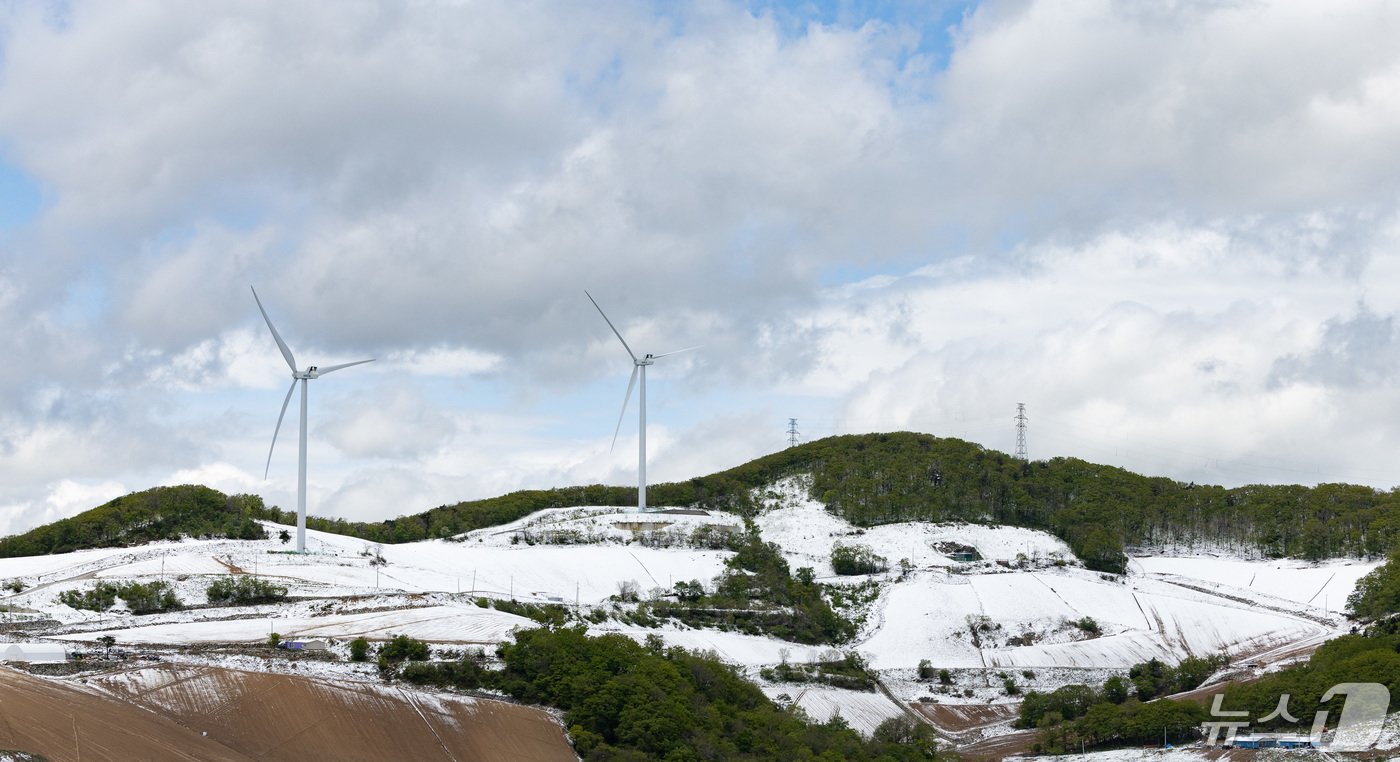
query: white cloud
319 384 457 460
0 479 128 537
1 1 1400 537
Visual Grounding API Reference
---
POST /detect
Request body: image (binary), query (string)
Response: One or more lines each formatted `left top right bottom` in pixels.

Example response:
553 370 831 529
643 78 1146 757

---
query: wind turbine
251 286 374 553
586 291 696 513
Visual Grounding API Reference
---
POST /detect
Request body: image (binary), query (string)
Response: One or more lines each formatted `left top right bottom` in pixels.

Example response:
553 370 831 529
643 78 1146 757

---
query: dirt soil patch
89 663 575 761
910 701 1018 733
0 665 252 761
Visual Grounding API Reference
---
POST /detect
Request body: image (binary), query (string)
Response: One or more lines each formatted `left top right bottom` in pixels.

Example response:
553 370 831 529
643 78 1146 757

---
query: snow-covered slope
0 478 1382 746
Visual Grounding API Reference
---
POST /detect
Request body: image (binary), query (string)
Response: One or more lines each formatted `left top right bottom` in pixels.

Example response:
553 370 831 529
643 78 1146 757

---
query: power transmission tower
1014 403 1028 461
787 418 800 448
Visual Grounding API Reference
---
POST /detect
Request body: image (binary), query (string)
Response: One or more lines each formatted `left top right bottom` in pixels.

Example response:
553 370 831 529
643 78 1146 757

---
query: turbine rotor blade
611 365 639 453
316 358 375 376
265 379 297 478
651 345 702 359
585 290 637 362
251 286 297 372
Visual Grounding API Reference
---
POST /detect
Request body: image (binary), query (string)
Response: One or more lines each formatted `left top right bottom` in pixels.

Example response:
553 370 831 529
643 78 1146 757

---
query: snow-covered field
55 603 537 645
760 683 909 736
0 476 1385 748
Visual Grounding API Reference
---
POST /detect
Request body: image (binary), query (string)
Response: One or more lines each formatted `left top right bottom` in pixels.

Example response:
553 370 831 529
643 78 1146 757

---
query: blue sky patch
0 158 43 233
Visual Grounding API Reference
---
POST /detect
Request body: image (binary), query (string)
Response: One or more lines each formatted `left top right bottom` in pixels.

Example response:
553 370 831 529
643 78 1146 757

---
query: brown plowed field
0 665 253 761
910 701 1018 734
1 664 577 762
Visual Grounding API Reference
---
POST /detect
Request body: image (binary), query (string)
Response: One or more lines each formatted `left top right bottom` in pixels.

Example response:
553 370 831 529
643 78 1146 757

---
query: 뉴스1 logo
1202 683 1390 751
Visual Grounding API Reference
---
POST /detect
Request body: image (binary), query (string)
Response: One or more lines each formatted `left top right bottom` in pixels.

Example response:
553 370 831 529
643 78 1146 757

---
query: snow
754 476 1075 576
859 572 987 669
857 566 1333 670
598 625 831 666
1132 556 1378 613
54 603 537 645
0 478 1386 757
761 684 908 737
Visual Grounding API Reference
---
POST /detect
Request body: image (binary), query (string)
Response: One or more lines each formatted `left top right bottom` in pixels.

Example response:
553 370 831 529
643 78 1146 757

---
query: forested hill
0 485 272 557
6 433 1400 571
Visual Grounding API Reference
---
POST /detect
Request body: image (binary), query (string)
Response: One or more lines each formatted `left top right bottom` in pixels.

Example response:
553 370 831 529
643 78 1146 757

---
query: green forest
385 625 942 761
6 433 1400 575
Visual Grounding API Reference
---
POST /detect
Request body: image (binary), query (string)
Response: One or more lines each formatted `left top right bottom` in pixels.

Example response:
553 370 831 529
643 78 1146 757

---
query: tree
268 632 281 649
350 636 370 662
98 634 116 659
378 634 430 663
1102 675 1129 704
279 529 291 544
673 580 704 602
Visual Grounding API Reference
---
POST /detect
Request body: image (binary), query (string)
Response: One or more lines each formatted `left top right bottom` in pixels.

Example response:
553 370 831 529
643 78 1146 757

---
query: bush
831 543 889 576
59 582 120 611
116 580 180 613
398 649 490 690
379 634 430 663
206 575 288 605
488 598 571 627
1074 616 1101 635
350 637 370 662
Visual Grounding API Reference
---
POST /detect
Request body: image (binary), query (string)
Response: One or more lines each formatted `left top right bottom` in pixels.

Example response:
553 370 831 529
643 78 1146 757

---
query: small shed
281 639 329 651
1 642 68 663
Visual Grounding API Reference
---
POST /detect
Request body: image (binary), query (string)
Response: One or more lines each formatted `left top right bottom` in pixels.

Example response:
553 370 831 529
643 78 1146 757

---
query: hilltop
0 484 272 558
7 433 1399 572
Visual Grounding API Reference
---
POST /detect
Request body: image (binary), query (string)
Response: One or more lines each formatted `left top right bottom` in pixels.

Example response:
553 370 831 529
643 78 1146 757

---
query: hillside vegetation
0 485 269 557
386 625 941 761
7 433 1400 573
309 432 1400 573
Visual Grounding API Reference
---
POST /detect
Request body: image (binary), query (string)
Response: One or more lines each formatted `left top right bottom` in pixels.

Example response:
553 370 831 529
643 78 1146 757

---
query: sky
4 0 1400 535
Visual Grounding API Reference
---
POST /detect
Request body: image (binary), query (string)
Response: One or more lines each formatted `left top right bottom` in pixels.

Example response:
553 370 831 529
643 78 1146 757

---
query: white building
1 642 68 663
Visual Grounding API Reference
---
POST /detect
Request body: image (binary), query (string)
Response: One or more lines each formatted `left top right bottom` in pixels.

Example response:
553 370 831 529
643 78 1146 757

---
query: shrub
398 649 491 690
831 543 889 576
206 575 288 605
350 637 370 662
59 582 121 611
115 581 180 613
1074 616 1101 635
379 634 430 663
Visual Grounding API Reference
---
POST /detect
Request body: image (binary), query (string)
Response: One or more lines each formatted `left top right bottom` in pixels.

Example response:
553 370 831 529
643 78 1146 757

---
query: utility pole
787 418 800 448
1014 403 1028 461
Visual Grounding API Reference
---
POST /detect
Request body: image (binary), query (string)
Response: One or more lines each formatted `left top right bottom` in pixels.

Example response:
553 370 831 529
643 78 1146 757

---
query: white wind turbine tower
586 291 696 513
252 286 374 553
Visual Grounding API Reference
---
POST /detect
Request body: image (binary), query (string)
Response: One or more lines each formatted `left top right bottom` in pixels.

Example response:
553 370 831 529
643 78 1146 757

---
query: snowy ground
758 683 909 737
0 477 1385 748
